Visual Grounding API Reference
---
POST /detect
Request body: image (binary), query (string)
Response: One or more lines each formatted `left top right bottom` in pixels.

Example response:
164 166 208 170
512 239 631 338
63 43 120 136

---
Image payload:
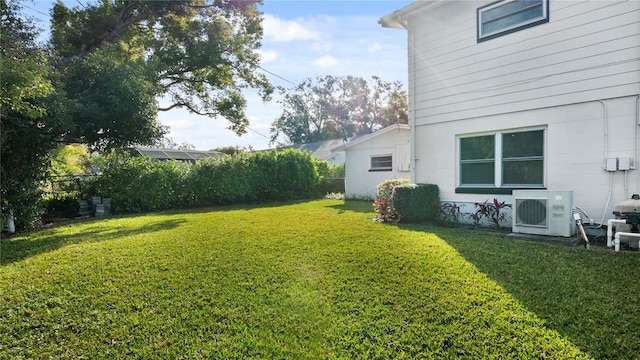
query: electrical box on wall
618 157 633 170
605 157 635 171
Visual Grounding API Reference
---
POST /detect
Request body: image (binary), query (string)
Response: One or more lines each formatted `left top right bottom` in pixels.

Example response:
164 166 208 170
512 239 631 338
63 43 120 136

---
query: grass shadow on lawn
0 200 317 266
326 200 373 214
0 217 187 266
403 225 640 359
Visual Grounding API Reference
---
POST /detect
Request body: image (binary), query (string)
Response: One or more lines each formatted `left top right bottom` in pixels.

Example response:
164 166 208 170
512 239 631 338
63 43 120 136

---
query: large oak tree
1 0 272 229
49 0 273 148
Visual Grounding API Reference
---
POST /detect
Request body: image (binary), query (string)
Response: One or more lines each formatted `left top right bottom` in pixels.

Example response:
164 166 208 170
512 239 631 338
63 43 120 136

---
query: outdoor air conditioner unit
512 190 575 237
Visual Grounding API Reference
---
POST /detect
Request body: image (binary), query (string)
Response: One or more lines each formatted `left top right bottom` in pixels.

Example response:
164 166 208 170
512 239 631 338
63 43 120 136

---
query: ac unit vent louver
516 198 547 227
512 190 575 237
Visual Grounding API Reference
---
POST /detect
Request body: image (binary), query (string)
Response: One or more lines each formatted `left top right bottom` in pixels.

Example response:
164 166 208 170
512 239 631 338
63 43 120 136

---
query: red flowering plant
439 202 462 226
373 198 398 222
470 198 511 229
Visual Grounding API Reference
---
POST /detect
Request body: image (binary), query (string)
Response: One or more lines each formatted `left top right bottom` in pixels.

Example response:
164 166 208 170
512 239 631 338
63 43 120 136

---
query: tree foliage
271 75 408 145
48 0 273 147
1 0 54 229
48 144 91 180
1 0 273 230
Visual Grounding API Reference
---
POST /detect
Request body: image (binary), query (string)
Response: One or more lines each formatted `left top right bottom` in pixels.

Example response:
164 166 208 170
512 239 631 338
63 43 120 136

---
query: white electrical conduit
607 219 627 248
613 232 640 252
599 99 608 167
599 171 615 228
624 170 629 201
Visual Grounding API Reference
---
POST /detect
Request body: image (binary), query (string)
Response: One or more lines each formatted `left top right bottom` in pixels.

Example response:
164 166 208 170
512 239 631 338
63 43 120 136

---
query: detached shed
130 148 225 162
333 124 410 199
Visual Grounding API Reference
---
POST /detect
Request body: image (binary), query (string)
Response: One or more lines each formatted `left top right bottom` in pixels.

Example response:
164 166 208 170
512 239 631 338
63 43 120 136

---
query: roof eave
335 124 410 151
379 0 442 30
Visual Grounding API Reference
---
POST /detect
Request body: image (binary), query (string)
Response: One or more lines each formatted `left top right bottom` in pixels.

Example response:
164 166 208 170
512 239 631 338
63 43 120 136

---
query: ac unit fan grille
516 198 547 226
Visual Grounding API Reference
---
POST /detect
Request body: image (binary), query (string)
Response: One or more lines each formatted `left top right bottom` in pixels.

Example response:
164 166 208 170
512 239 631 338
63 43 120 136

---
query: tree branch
157 102 217 117
62 7 153 63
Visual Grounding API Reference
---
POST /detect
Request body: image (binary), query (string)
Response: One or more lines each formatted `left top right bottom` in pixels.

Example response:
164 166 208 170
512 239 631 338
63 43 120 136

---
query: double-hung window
370 155 393 172
477 0 549 42
458 129 544 193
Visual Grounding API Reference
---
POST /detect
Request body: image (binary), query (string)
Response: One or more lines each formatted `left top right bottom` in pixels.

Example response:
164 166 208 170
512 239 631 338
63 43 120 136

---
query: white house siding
415 96 639 222
383 0 640 223
343 127 410 199
407 0 639 125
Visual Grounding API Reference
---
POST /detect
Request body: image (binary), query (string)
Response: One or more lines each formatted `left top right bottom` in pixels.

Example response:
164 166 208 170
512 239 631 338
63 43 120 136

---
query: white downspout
596 100 612 227
636 95 639 191
399 19 417 184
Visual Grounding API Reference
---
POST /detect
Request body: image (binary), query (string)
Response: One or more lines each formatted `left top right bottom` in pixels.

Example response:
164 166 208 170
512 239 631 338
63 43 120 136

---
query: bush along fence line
79 149 334 215
3 149 345 232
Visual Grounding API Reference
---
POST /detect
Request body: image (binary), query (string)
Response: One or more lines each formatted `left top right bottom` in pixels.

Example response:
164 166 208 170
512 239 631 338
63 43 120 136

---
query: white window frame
477 0 549 42
370 154 393 172
458 128 546 190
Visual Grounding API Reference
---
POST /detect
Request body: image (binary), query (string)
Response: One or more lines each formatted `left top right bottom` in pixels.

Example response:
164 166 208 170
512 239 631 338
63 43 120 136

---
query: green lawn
1 200 638 359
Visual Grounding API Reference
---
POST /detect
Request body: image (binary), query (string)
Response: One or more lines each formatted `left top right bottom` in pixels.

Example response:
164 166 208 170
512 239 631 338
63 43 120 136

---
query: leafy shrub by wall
393 183 440 223
373 178 410 222
377 178 410 200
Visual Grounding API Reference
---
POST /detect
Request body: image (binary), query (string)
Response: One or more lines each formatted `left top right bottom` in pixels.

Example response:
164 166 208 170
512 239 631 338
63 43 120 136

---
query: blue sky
22 0 413 150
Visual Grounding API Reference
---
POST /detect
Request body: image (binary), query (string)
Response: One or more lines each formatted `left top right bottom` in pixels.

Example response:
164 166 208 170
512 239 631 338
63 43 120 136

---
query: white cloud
156 12 409 150
312 55 338 68
367 42 382 53
262 14 322 42
257 49 278 63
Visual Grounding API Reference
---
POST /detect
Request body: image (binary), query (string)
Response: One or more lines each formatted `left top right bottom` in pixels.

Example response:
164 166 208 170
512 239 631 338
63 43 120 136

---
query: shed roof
282 139 347 162
332 124 410 151
131 147 225 161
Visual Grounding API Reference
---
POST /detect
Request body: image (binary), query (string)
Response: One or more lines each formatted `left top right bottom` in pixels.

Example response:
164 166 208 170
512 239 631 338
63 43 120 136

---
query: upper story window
370 155 393 172
477 0 549 42
458 129 545 193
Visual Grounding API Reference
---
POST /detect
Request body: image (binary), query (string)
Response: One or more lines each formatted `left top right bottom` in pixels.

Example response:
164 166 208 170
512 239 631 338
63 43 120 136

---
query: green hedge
85 149 322 213
85 155 190 213
393 183 440 223
376 178 410 200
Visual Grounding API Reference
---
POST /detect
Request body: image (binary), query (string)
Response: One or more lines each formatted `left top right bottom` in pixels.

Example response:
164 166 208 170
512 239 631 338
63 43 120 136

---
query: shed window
478 0 549 42
370 155 393 172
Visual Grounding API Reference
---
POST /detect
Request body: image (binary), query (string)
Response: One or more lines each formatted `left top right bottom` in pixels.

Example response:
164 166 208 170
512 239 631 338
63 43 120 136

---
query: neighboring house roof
332 124 411 151
282 139 347 163
131 147 225 161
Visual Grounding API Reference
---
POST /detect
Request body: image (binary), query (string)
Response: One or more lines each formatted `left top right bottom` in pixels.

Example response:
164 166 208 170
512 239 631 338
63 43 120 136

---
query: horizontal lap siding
410 0 640 126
